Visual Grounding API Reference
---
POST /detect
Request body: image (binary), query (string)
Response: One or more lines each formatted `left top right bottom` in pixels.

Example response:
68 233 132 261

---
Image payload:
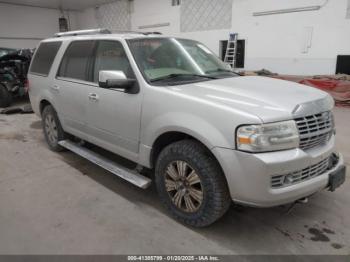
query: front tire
0 84 12 108
155 140 231 227
42 105 66 151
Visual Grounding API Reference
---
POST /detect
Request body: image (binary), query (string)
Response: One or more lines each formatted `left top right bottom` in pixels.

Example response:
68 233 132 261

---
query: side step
58 140 151 189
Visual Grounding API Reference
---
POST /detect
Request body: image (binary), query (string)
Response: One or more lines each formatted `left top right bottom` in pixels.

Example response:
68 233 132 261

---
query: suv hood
172 76 333 123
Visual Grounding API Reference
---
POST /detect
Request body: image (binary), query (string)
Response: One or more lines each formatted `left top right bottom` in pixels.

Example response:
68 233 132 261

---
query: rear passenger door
54 40 95 138
86 40 143 162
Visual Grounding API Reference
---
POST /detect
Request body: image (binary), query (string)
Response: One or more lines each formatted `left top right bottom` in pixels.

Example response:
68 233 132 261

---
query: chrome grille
295 111 334 150
271 157 330 188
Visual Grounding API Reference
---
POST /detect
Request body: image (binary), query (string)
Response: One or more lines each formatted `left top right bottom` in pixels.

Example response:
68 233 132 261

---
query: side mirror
98 70 138 94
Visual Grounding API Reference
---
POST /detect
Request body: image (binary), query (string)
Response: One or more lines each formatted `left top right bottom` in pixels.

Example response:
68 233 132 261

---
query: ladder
224 33 238 68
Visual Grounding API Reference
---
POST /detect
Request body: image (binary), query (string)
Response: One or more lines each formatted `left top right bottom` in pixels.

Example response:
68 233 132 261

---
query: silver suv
28 29 346 227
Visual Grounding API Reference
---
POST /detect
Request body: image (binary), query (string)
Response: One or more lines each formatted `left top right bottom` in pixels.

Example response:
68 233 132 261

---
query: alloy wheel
45 114 58 144
164 160 203 213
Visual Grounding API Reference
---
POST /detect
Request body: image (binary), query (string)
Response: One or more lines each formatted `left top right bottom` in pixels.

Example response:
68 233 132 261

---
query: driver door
86 40 142 162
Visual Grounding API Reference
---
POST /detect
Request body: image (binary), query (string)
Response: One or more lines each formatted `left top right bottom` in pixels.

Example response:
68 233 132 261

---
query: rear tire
0 84 12 108
155 140 231 227
42 105 66 152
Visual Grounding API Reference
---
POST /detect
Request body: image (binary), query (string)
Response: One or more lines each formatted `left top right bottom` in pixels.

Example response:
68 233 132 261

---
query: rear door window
57 40 95 81
30 41 62 76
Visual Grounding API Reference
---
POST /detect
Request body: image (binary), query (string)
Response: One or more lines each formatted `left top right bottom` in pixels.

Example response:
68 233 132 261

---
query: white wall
131 0 181 35
76 7 99 30
76 0 350 75
231 0 350 74
0 3 78 49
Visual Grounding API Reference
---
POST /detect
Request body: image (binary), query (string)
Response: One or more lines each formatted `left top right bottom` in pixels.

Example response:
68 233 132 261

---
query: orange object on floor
271 75 350 108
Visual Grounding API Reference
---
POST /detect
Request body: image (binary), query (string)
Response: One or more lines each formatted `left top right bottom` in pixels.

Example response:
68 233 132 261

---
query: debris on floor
242 68 278 76
240 70 350 107
0 103 33 114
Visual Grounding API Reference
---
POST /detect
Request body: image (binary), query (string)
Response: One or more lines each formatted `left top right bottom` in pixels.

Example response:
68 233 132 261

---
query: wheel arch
150 131 229 187
150 131 194 168
39 99 52 115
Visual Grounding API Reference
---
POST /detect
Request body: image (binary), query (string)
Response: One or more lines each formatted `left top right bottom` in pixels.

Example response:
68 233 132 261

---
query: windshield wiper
150 73 217 83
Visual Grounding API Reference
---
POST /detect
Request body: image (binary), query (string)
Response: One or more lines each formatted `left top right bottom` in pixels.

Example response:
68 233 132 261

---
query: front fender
141 111 232 157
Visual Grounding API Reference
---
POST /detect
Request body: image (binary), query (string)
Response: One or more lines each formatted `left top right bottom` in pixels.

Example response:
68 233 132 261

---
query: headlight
236 120 299 152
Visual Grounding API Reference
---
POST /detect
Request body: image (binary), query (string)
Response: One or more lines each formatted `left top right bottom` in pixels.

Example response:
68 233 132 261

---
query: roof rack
54 28 111 37
54 29 163 38
143 32 162 35
108 30 163 35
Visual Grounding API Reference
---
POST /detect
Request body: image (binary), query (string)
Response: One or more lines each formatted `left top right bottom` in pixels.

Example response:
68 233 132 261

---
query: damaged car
0 48 33 107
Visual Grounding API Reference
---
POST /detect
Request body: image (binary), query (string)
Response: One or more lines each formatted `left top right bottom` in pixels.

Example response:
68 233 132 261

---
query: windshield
128 38 237 84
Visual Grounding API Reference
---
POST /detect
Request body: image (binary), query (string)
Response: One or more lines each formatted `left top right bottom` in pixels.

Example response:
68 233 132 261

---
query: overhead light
253 6 321 16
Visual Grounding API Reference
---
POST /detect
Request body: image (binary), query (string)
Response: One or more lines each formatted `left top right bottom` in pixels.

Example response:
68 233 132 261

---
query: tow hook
285 197 309 214
296 197 308 204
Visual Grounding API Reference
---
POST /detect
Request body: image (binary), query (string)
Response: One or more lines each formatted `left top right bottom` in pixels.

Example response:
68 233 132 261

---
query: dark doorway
336 55 350 75
219 39 245 68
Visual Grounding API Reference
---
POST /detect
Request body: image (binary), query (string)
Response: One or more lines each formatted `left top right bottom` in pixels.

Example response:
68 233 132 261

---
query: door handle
88 93 99 101
51 85 60 92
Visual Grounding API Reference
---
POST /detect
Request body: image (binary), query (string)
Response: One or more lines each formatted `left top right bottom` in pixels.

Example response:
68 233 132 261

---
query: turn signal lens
237 137 251 144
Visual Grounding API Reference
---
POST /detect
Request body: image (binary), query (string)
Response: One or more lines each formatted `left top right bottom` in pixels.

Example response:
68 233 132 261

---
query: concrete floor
0 102 349 255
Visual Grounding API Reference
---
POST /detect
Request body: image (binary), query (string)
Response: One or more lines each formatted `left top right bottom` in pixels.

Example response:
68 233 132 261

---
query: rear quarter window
30 41 62 76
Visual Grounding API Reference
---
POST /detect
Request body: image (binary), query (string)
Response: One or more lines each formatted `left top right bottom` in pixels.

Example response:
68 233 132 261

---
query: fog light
329 153 339 169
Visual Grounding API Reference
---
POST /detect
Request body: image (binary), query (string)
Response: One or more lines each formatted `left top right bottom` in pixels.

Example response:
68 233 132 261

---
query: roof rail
142 32 162 35
54 28 111 37
109 30 162 35
111 30 143 34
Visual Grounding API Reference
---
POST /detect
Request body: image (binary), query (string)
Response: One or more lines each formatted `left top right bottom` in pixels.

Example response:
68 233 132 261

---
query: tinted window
30 42 62 76
93 41 134 82
58 40 95 81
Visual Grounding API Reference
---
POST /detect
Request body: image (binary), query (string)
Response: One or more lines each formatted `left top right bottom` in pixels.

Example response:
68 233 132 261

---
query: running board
58 140 151 189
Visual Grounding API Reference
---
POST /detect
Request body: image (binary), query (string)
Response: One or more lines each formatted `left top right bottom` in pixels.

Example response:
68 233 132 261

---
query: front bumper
212 136 345 207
